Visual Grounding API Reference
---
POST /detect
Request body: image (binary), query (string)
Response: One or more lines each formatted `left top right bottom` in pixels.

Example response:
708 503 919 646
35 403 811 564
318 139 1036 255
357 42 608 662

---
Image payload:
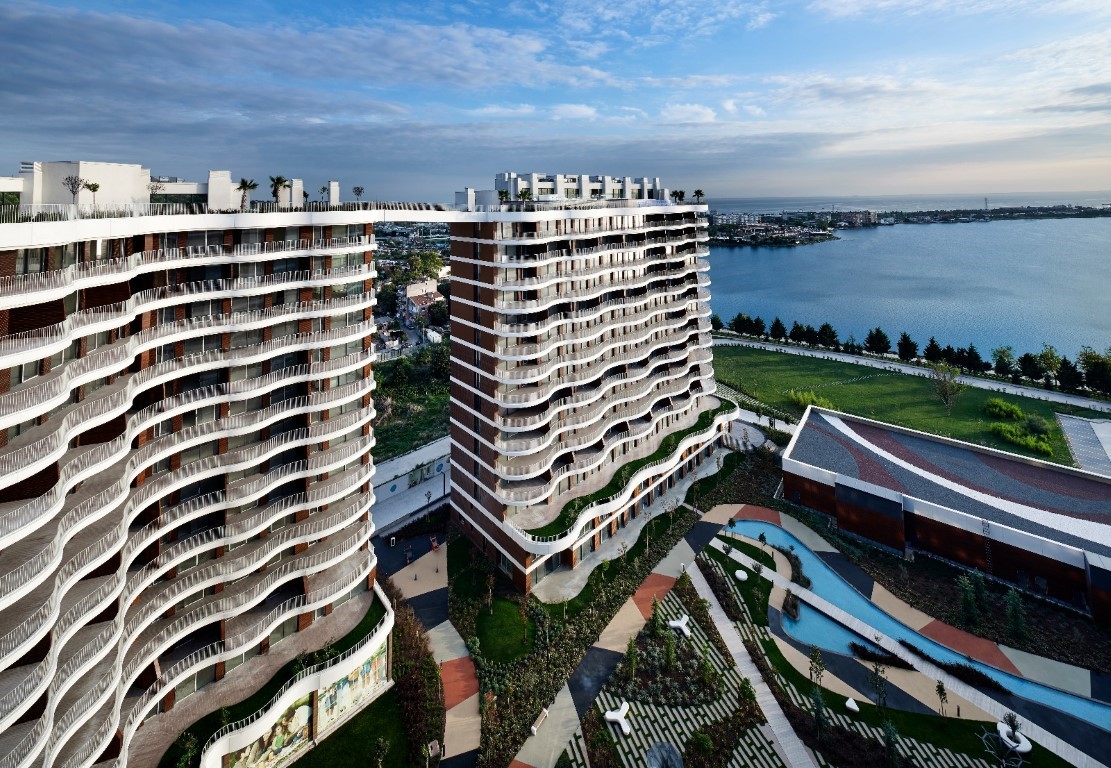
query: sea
705 193 1111 359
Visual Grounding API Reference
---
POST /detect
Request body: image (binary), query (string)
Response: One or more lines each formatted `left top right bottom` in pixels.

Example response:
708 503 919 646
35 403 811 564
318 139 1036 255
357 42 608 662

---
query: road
713 336 1111 415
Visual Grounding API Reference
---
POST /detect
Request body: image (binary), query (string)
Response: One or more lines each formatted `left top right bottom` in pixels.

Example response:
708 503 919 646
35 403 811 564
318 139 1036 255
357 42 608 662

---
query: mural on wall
407 460 436 488
316 639 389 734
226 694 312 768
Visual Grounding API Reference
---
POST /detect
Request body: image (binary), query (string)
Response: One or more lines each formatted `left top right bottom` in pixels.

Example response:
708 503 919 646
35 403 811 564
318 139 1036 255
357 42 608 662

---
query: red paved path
440 656 479 709
632 573 677 619
919 620 1022 676
734 505 781 525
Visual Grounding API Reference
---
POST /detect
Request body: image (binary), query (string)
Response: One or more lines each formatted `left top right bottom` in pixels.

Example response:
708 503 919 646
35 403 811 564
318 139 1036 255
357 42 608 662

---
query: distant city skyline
3 0 1111 200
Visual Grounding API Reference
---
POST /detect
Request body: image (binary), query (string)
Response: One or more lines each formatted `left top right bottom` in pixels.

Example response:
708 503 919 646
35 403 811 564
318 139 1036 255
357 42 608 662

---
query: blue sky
2 0 1110 200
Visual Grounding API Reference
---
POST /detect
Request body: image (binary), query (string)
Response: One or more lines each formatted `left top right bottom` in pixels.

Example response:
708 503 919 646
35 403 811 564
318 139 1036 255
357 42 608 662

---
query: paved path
688 564 820 768
1058 414 1111 476
714 336 1111 415
380 535 479 768
713 538 1111 768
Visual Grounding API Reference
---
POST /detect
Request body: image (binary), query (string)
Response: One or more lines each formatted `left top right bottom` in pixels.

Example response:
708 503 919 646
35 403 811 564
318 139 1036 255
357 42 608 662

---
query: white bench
845 697 860 714
734 569 749 582
605 700 632 736
668 614 691 638
530 707 549 736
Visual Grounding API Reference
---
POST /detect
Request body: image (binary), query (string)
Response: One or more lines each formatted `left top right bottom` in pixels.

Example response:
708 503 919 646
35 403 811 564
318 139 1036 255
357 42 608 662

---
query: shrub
773 544 812 589
848 641 913 670
897 640 1010 694
989 422 1053 456
984 397 1024 420
581 707 621 768
674 570 735 662
1024 413 1051 436
788 389 836 410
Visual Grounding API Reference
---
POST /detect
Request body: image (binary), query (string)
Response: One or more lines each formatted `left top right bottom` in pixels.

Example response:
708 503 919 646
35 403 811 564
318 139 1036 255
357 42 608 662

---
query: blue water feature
729 520 1111 731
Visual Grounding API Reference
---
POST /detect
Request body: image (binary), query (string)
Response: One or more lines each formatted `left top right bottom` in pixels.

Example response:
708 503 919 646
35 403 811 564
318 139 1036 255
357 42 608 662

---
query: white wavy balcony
451 393 737 556
0 265 374 368
35 526 374 768
480 383 708 482
485 310 711 384
495 360 713 449
0 235 374 310
0 347 374 495
494 346 713 430
0 401 376 688
494 331 712 408
485 264 708 315
495 285 711 360
485 276 708 338
456 218 703 246
452 234 705 276
0 288 375 400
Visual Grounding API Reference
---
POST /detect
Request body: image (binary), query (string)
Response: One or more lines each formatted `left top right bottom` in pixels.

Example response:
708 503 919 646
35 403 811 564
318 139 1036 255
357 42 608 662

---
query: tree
808 646 826 688
751 315 766 337
1003 712 1022 742
1078 346 1111 395
676 190 686 203
817 322 839 349
664 630 677 670
769 316 787 340
957 573 980 628
710 313 724 331
517 189 532 202
269 175 290 204
970 570 988 608
992 346 1015 377
693 189 705 203
428 300 449 327
485 573 495 615
235 178 258 211
352 185 364 201
864 327 892 355
1036 344 1061 379
1005 588 1027 642
1057 356 1084 393
83 181 100 207
924 336 943 363
931 363 966 415
842 334 861 355
147 181 165 202
319 184 328 202
727 517 737 540
757 531 767 550
372 737 390 768
935 679 948 716
730 313 751 334
811 686 828 743
789 321 807 344
896 332 918 362
964 344 989 373
497 189 509 203
62 175 86 205
869 661 888 711
881 719 900 768
625 635 639 680
377 283 398 316
1017 352 1045 383
803 324 819 347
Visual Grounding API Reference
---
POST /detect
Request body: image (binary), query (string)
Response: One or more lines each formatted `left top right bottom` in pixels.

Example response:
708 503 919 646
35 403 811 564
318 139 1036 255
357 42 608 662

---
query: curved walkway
713 336 1111 415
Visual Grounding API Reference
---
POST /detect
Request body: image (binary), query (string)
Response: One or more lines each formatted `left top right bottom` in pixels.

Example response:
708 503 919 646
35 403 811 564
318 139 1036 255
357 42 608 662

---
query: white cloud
807 0 1110 17
661 103 717 123
744 104 766 117
469 104 538 117
722 99 738 114
552 103 599 119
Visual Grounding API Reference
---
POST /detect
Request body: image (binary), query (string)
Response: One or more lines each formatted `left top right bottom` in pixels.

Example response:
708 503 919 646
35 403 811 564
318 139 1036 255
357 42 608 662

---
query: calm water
707 217 1111 358
709 191 1111 214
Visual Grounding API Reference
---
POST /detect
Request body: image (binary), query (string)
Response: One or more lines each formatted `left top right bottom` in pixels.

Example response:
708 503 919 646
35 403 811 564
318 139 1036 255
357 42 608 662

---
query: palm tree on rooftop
236 178 258 212
498 189 510 203
269 175 290 204
693 189 704 204
517 189 532 202
83 181 100 207
319 185 328 202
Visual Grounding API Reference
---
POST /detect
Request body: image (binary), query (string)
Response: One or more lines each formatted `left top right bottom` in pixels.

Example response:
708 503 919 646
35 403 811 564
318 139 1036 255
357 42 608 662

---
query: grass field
298 687 409 768
713 345 1107 465
372 388 450 463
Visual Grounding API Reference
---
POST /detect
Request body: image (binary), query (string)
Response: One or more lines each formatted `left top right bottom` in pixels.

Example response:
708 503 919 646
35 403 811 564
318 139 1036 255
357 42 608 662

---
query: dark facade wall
783 472 835 514
990 538 1089 606
9 299 65 335
1088 564 1111 623
0 463 59 503
834 484 905 551
910 516 989 571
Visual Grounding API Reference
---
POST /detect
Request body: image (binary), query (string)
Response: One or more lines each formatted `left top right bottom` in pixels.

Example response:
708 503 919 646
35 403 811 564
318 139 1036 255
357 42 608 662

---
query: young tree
372 737 390 768
62 175 86 205
710 313 724 331
935 679 948 716
235 178 258 211
931 363 967 415
992 346 1016 377
817 322 839 349
811 686 828 743
625 635 639 680
757 531 767 550
924 336 943 363
1057 356 1084 393
269 175 290 203
881 719 900 768
1005 587 1028 642
352 185 365 201
1017 352 1045 383
808 646 826 688
485 573 495 615
896 332 918 361
83 181 100 207
956 573 980 628
970 570 988 609
869 661 888 711
769 316 787 340
664 629 677 670
864 327 892 355
1036 344 1061 379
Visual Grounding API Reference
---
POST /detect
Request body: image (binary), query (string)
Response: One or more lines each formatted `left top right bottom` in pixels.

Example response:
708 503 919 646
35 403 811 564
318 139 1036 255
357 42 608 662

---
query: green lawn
297 687 409 768
713 346 1105 464
160 592 389 768
703 538 773 626
476 599 535 662
758 637 1073 768
372 389 450 463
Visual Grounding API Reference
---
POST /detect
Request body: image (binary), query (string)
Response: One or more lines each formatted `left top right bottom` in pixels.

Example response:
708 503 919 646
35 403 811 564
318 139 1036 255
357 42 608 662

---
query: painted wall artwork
316 639 389 734
226 694 312 768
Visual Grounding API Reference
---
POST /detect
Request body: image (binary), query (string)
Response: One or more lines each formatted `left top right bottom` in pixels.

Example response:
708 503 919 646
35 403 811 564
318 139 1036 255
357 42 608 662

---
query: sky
2 0 1111 201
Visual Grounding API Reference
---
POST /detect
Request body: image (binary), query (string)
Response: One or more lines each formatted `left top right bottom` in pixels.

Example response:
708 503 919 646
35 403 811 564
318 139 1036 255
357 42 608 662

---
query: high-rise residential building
448 180 738 591
0 162 393 768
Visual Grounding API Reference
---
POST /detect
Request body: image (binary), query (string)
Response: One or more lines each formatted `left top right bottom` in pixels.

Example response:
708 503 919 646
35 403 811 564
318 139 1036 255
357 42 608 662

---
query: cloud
469 104 538 118
551 103 599 120
807 0 1111 17
660 103 717 123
